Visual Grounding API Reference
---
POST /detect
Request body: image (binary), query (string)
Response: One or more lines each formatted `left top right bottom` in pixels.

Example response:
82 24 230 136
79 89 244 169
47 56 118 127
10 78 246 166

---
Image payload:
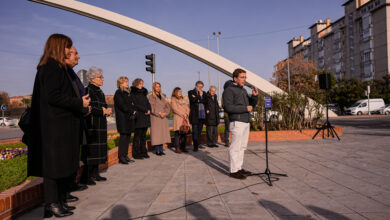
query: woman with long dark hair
28 33 90 218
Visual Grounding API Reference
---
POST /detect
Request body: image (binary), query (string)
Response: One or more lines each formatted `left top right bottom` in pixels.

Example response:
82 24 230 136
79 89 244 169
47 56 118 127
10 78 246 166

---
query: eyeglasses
95 76 104 79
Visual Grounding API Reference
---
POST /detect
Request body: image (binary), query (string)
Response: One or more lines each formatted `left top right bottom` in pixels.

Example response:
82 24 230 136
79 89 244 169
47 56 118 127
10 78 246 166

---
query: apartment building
287 0 390 81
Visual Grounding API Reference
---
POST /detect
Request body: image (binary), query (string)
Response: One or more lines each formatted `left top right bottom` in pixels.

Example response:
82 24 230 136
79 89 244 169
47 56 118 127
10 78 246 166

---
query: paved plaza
17 117 390 219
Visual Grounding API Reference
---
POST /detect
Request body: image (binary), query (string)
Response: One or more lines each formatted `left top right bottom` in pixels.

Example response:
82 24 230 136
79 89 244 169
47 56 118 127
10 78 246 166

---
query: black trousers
206 125 218 146
192 119 205 149
224 117 230 143
133 128 148 157
174 131 186 150
44 176 72 204
118 133 131 158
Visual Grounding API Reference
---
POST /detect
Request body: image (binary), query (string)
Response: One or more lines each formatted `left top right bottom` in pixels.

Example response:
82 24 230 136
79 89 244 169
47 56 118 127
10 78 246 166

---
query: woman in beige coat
148 82 171 156
171 87 190 153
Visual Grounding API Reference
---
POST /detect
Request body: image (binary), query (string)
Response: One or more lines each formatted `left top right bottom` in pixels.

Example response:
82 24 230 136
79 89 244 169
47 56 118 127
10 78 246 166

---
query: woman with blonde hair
114 76 136 164
148 82 171 156
171 87 190 153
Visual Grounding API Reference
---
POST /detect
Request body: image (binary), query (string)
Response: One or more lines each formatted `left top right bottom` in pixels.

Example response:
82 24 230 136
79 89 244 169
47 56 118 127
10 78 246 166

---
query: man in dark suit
188 81 207 152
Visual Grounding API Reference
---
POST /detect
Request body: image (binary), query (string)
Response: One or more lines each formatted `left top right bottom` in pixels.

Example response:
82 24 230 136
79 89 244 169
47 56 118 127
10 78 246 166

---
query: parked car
346 98 385 115
0 117 16 127
328 103 343 116
372 104 390 115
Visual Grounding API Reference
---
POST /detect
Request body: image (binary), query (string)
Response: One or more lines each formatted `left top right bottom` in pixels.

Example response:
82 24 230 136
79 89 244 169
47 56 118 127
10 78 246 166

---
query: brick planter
0 127 342 219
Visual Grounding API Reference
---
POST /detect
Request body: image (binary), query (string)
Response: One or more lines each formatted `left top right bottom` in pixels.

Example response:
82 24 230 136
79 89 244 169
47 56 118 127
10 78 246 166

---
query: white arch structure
29 0 336 117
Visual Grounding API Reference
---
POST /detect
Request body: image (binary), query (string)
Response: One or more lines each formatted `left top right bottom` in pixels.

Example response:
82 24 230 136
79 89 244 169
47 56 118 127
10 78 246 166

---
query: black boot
44 203 73 218
93 167 107 181
119 156 129 164
65 192 79 203
60 200 76 211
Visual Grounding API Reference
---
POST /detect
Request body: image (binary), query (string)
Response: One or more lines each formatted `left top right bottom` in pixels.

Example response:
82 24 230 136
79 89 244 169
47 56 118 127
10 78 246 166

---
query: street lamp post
207 35 211 87
213 31 221 102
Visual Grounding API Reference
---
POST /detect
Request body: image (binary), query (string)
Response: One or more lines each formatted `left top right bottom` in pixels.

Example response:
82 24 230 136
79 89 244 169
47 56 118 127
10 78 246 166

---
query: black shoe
156 152 162 156
125 156 131 162
229 171 247 180
238 169 252 176
128 159 135 163
44 203 73 218
133 156 144 160
213 144 219 148
193 147 198 152
207 144 214 148
119 156 129 164
81 177 96 186
71 183 88 192
160 151 166 155
94 175 107 181
60 201 76 211
143 154 150 159
65 193 79 203
181 148 189 153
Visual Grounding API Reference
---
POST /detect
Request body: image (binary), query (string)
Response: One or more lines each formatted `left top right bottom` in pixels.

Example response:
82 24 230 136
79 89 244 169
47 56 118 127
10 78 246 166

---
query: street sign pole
367 85 371 115
1 104 6 125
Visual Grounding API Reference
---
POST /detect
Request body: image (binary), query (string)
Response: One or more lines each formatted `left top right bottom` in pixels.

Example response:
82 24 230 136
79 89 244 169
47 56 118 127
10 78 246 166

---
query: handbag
179 118 190 134
19 107 32 145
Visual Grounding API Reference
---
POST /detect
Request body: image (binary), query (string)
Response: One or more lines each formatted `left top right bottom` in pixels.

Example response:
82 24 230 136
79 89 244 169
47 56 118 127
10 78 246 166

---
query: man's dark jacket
28 59 84 178
188 88 206 125
222 80 258 123
205 92 220 126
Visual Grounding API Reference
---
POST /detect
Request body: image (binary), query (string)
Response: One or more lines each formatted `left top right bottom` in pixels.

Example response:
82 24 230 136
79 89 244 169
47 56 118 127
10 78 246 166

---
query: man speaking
222 68 258 179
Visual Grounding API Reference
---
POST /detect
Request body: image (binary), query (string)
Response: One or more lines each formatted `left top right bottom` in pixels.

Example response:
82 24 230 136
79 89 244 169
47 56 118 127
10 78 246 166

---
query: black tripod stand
251 108 287 186
312 90 340 140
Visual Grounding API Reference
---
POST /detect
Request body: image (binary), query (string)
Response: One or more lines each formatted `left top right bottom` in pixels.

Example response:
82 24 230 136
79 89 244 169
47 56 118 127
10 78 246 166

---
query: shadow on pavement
100 205 132 220
186 200 215 220
259 199 351 220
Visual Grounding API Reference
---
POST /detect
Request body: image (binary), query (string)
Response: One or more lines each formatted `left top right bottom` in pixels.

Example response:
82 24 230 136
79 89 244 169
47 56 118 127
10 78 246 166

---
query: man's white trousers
229 121 250 173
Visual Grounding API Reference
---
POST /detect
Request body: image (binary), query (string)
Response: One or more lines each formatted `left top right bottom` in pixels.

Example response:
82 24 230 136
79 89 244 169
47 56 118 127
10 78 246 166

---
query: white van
346 98 385 115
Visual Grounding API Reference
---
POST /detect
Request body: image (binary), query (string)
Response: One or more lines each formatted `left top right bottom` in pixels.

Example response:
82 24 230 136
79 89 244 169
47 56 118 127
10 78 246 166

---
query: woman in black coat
28 34 90 218
205 86 220 147
80 67 112 185
114 76 136 164
131 78 151 159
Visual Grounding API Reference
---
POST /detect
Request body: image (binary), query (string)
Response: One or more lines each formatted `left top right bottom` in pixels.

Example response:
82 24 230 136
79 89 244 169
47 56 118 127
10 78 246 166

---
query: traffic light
145 53 155 73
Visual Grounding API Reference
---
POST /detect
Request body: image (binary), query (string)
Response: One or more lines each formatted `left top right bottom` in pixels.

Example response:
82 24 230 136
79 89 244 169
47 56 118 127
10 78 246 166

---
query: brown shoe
238 169 252 176
229 171 246 180
175 149 182 154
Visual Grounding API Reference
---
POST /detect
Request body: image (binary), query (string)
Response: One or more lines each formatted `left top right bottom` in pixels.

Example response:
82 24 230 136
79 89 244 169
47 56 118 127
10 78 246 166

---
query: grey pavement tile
225 201 275 219
332 193 389 213
359 212 390 220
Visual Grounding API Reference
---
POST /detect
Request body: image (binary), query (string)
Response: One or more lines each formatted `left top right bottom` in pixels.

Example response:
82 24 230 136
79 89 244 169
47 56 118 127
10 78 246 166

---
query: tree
0 92 9 105
272 54 320 100
21 98 31 107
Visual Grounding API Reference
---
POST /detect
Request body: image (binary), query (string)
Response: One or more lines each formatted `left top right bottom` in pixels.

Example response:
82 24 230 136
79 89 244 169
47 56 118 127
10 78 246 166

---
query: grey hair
86 66 103 82
209 85 216 91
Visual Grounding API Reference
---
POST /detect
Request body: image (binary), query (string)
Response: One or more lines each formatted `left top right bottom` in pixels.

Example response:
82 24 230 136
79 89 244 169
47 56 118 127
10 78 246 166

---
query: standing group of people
26 33 258 219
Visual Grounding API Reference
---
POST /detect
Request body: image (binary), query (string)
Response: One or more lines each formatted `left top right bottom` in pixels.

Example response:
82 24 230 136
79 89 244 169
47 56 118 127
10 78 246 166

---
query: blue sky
0 0 345 97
